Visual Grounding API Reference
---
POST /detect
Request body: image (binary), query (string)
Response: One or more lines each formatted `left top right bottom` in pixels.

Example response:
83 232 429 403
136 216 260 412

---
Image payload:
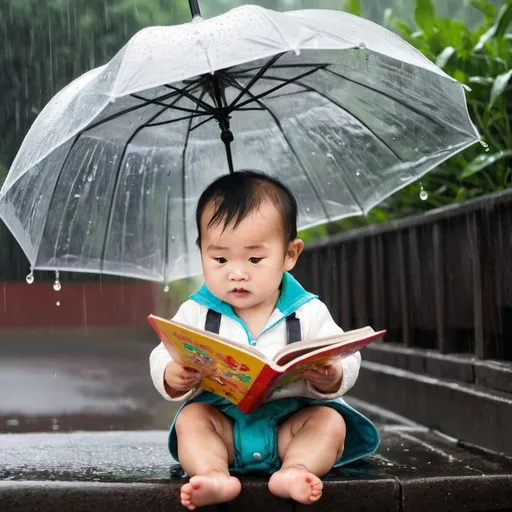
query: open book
148 314 386 413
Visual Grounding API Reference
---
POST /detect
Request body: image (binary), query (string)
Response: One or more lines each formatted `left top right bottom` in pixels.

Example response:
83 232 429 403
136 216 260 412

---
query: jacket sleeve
149 300 202 403
300 299 362 400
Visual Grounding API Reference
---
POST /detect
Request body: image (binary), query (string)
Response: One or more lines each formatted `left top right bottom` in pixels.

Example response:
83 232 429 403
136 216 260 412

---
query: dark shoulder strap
206 308 300 343
286 313 301 344
205 309 221 334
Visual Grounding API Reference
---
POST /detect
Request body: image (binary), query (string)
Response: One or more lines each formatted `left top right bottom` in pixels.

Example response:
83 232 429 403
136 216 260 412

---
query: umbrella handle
189 0 201 18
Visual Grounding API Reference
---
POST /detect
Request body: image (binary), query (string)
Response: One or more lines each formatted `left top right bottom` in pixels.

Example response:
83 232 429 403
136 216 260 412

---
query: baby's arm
301 300 361 400
149 301 203 402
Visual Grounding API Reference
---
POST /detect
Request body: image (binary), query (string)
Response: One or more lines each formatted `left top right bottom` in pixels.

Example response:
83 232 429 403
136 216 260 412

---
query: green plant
302 0 512 241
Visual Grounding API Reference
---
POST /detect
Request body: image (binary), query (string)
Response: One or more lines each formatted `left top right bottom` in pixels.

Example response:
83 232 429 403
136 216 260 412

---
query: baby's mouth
231 287 250 294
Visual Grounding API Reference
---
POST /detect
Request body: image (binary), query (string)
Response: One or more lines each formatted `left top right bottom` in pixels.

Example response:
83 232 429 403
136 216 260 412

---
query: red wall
0 281 158 329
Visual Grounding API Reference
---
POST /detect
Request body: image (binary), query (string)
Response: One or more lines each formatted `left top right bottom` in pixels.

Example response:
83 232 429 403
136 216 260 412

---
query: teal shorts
168 392 379 475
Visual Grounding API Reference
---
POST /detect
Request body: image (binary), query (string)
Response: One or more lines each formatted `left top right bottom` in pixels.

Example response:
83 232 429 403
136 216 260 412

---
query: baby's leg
176 402 241 510
268 406 346 504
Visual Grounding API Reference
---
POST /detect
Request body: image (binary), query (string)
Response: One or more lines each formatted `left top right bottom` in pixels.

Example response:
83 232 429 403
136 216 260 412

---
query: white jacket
150 307 361 404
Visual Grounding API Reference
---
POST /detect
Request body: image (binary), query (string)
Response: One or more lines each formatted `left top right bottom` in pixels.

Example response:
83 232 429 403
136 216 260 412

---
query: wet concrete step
2 424 512 512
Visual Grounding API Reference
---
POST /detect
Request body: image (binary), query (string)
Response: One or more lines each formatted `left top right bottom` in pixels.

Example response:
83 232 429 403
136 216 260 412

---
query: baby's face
200 199 301 312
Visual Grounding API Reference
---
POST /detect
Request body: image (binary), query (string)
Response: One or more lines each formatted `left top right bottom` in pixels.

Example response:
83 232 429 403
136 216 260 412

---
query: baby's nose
229 267 248 280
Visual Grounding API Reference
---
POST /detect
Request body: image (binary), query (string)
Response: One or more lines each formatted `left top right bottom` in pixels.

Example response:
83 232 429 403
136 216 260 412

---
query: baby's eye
249 257 263 264
214 257 227 264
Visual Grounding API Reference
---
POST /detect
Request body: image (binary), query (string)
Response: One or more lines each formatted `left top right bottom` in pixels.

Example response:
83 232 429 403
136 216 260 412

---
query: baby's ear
284 238 304 271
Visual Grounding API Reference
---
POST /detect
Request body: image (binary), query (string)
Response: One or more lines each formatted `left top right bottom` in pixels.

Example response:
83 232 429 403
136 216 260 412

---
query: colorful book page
153 318 267 406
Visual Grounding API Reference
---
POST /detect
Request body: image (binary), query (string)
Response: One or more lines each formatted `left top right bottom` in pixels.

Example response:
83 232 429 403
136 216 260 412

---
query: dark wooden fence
294 188 512 454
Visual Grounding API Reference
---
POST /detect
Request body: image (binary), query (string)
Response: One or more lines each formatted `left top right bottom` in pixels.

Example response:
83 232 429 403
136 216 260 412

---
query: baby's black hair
196 170 298 247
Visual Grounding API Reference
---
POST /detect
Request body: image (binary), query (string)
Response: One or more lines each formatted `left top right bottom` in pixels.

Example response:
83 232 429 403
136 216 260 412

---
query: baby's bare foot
268 465 323 504
180 469 241 510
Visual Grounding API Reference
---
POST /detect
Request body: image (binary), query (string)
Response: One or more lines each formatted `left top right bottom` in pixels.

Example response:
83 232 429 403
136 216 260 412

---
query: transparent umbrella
0 2 480 284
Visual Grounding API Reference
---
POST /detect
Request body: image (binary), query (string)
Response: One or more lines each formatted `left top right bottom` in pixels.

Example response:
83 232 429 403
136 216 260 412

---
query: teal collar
190 272 317 342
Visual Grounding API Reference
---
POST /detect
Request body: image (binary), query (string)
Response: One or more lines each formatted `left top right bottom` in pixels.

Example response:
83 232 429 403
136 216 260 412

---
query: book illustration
159 324 267 404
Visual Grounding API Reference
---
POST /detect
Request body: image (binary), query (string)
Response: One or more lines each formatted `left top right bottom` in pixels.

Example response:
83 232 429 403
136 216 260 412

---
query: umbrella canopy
0 4 480 283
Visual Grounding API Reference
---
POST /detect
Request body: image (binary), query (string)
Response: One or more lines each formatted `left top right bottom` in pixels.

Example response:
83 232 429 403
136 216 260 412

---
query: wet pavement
0 336 179 433
1 336 512 511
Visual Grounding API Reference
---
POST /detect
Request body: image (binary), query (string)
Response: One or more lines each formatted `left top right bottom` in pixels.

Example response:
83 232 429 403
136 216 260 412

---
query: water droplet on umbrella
54 271 61 291
164 285 170 293
478 140 489 152
358 41 367 49
26 269 34 284
293 48 301 56
306 207 311 213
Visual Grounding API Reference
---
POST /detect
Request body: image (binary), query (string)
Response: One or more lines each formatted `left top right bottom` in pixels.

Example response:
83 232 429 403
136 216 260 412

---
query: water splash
26 268 34 284
53 271 62 291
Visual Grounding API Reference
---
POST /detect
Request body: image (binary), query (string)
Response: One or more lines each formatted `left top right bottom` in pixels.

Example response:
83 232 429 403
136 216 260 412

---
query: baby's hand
164 361 203 397
303 363 343 394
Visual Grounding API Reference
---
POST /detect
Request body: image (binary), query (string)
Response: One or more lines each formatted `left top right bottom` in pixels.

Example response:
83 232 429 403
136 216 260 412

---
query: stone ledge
2 428 512 512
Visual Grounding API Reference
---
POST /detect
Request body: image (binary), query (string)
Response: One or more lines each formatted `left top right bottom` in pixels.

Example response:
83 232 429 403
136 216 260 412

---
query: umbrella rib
228 53 283 109
99 97 185 272
165 84 215 114
146 112 208 127
324 68 472 137
170 87 210 282
249 74 407 164
227 73 367 213
131 93 208 116
220 74 332 223
231 65 327 111
36 133 82 266
85 84 198 132
190 115 216 132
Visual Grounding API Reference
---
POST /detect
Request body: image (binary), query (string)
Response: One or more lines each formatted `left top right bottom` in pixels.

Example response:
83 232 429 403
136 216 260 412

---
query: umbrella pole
189 0 201 18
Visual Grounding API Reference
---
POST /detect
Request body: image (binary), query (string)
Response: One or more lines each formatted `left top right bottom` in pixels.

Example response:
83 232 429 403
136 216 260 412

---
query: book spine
237 365 279 413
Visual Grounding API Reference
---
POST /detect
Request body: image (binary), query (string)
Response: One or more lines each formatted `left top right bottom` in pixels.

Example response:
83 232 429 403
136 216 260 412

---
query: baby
150 170 379 510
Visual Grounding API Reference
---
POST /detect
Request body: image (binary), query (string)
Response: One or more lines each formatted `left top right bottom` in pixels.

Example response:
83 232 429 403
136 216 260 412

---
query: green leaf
462 150 512 178
383 8 393 28
436 46 455 69
469 0 497 20
468 76 494 86
474 4 512 50
414 0 436 33
346 0 361 16
494 4 512 40
489 69 512 110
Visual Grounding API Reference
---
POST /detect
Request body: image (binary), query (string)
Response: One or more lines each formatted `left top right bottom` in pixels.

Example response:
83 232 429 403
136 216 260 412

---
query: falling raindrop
56 301 61 307
164 284 170 293
74 194 80 199
356 171 361 176
326 151 335 160
420 183 428 201
54 271 62 291
293 48 301 56
26 268 34 284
